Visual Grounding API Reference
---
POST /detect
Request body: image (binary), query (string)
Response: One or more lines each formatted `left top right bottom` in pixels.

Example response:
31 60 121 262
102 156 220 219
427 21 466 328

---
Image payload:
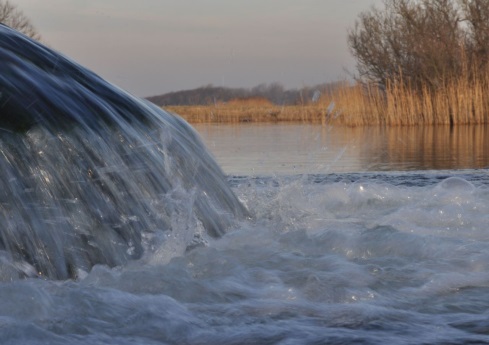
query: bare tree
0 0 40 40
348 0 489 91
459 0 489 67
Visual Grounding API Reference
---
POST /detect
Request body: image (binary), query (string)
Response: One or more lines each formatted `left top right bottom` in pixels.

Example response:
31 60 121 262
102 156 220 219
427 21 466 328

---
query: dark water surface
193 123 489 175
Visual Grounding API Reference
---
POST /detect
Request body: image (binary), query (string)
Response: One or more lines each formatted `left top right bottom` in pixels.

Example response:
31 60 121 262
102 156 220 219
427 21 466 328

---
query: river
4 121 489 344
4 21 489 343
193 123 489 175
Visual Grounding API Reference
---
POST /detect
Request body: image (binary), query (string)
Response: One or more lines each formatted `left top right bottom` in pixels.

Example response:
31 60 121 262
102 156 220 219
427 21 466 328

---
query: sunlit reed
166 63 489 126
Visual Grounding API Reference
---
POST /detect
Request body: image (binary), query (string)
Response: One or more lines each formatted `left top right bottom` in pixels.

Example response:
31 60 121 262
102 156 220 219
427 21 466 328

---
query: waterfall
0 24 247 279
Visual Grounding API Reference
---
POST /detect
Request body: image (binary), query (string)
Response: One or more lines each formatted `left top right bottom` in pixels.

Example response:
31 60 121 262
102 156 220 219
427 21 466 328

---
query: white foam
2 174 489 344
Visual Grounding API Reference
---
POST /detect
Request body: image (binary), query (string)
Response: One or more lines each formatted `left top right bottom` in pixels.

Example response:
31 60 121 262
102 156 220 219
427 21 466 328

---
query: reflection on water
193 123 489 175
375 125 489 171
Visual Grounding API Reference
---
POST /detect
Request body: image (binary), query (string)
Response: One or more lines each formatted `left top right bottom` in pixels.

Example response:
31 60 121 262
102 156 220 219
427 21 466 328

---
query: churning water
4 172 489 344
2 25 489 344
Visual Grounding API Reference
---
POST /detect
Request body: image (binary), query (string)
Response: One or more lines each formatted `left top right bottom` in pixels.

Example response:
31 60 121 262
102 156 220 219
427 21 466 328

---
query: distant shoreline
164 103 331 125
165 78 489 127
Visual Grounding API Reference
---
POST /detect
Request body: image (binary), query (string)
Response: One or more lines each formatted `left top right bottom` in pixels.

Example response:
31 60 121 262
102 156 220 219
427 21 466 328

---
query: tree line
146 82 342 106
348 0 489 92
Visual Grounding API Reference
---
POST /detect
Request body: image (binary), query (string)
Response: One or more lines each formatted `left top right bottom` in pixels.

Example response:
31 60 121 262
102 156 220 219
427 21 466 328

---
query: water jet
0 24 247 279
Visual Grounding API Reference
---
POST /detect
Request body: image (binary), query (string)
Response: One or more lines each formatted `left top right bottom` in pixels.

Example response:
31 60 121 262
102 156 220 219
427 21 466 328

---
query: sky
13 0 383 97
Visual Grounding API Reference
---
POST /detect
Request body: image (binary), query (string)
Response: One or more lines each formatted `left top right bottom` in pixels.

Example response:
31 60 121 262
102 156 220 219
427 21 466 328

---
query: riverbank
165 103 331 125
165 76 489 126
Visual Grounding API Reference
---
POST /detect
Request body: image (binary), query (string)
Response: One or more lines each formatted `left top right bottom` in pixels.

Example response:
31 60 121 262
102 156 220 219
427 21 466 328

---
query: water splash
0 24 247 280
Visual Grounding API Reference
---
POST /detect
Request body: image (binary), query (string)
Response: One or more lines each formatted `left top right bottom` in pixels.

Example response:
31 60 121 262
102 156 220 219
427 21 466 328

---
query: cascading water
0 24 247 280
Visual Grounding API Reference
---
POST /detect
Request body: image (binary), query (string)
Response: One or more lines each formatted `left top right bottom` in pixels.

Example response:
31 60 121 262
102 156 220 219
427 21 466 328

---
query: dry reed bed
165 70 489 126
165 104 330 125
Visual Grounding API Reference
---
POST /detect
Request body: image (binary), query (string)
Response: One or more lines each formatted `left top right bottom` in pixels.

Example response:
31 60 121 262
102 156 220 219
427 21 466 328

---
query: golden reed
165 65 489 126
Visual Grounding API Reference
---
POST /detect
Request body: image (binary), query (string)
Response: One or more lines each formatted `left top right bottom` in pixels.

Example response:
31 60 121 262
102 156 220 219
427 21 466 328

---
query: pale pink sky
14 0 383 97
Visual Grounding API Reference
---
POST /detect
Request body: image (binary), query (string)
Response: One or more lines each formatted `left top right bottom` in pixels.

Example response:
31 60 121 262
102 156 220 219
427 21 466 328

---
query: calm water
194 123 489 175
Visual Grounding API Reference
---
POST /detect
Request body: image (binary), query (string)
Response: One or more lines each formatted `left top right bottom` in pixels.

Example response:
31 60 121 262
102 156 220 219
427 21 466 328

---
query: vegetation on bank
348 0 489 93
165 99 333 125
166 68 489 126
326 67 489 126
342 0 489 126
167 0 489 126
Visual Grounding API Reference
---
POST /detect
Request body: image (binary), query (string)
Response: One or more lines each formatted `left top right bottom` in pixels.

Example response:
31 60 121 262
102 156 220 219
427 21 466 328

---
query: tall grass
324 61 489 126
165 100 330 124
166 63 489 126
